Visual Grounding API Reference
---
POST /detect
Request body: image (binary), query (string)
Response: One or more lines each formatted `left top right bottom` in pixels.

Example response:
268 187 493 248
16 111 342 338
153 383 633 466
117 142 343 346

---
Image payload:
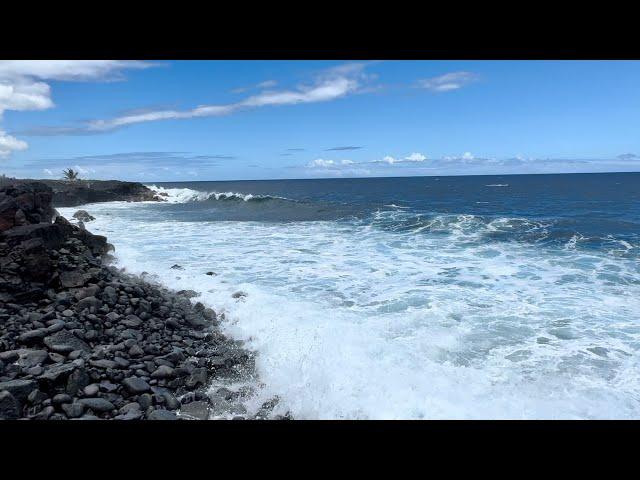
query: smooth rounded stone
105 312 120 322
62 309 74 317
150 365 174 379
147 409 178 420
179 400 210 420
26 366 44 376
0 351 20 363
0 379 38 403
83 384 100 396
90 359 118 370
17 328 49 344
78 398 115 413
114 410 143 420
76 296 102 312
0 391 20 420
45 321 65 334
61 402 85 418
122 377 150 394
28 312 44 322
120 402 142 414
67 350 83 360
52 393 73 405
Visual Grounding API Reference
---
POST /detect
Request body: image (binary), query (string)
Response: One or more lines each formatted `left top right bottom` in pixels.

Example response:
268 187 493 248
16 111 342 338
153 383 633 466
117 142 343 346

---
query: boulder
72 210 95 222
0 379 38 403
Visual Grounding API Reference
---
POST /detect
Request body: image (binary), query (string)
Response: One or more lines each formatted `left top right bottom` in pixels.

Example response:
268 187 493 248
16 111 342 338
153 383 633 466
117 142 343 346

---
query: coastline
0 181 280 420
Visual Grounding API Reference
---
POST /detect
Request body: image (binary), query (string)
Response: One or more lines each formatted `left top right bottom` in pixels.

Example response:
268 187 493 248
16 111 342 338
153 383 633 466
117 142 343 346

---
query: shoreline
0 181 282 420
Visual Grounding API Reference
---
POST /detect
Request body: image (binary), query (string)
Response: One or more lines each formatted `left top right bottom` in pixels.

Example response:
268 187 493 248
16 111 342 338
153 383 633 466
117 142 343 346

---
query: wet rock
0 391 21 419
231 291 248 299
123 377 151 394
0 379 38 403
179 400 210 420
170 264 184 270
72 210 95 222
61 402 85 418
83 384 99 397
150 365 174 379
147 409 178 420
79 398 115 413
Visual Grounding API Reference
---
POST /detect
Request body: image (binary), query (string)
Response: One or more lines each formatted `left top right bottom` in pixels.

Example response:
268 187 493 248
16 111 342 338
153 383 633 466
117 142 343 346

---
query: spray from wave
146 185 290 204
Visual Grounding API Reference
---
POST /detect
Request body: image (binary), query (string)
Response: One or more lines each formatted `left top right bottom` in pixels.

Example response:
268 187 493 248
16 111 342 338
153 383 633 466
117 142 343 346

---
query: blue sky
1 60 639 181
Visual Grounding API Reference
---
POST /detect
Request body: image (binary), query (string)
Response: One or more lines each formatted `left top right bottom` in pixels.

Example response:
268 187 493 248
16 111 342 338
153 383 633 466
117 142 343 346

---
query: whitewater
58 174 640 419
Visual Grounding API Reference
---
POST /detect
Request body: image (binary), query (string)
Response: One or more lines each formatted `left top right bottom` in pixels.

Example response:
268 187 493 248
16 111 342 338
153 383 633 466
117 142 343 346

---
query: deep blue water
154 172 640 254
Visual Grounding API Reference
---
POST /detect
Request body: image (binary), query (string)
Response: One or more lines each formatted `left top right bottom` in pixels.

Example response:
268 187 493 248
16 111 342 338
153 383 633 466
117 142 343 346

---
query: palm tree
62 168 80 181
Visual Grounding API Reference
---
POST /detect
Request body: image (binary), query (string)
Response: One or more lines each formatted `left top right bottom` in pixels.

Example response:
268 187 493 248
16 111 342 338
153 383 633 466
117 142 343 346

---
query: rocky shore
0 177 164 207
0 181 276 420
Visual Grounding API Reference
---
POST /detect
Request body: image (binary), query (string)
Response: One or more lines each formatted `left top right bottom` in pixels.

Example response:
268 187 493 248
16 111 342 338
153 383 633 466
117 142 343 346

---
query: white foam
58 202 640 419
146 185 285 203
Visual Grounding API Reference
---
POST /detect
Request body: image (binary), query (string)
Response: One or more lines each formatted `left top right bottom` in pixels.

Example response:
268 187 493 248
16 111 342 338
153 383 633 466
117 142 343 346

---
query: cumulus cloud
418 71 478 92
34 62 374 135
0 60 157 157
404 152 427 162
371 152 428 165
0 130 28 157
307 158 355 168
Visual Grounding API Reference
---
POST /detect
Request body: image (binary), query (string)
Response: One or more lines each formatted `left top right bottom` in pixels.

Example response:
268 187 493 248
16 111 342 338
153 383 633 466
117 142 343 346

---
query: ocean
58 172 640 419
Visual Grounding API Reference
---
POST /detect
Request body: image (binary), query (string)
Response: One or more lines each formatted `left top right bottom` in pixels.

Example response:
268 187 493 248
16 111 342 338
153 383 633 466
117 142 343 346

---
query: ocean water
58 173 640 419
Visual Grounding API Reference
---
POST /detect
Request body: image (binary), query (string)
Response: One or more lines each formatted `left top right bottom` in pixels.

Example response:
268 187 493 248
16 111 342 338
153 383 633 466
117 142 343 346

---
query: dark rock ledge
0 182 284 420
1 178 165 208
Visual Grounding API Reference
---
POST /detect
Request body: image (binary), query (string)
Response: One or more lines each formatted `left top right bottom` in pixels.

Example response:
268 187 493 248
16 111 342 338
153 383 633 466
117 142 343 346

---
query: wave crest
146 185 289 204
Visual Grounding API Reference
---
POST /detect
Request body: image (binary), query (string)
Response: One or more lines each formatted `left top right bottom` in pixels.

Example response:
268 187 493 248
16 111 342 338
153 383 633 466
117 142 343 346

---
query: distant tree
62 168 80 181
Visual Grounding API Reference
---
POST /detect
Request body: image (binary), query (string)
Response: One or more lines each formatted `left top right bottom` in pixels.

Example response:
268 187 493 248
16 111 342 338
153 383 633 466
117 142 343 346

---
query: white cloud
0 130 28 157
418 71 478 92
462 151 474 160
307 158 356 168
42 62 373 134
43 168 54 176
0 60 156 157
404 152 427 162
